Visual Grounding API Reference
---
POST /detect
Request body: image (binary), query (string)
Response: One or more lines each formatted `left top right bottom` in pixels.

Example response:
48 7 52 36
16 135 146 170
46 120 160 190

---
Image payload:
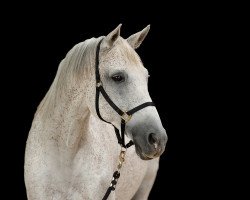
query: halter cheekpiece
95 39 155 200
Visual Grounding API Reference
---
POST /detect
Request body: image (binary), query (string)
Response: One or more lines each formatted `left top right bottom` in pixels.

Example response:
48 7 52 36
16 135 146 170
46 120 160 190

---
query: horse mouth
134 144 153 160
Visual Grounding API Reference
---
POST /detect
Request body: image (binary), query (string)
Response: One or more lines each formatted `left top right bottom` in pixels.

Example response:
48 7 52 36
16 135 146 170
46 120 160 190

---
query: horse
24 24 168 200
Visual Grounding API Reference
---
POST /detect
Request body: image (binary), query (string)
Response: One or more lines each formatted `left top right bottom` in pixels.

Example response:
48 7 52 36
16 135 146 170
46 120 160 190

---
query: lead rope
102 119 133 200
102 147 126 200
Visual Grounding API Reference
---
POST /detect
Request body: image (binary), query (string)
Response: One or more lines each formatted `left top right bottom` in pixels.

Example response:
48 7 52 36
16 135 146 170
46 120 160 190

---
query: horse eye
112 75 124 82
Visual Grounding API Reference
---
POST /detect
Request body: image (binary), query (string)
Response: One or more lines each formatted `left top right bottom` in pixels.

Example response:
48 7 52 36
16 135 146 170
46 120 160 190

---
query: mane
36 37 104 119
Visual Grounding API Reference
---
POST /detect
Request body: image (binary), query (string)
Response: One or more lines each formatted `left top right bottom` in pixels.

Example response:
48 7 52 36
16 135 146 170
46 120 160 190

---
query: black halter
95 39 155 199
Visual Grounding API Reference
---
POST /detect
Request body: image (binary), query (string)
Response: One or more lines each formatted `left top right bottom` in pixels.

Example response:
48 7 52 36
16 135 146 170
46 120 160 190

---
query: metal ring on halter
121 112 132 123
96 81 102 88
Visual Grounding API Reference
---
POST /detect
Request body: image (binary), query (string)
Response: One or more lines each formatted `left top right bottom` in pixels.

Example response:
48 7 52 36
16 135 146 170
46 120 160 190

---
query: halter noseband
95 39 155 199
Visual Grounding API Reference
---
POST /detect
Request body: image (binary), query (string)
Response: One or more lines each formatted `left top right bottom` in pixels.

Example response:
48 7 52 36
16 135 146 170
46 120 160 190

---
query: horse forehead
102 44 143 69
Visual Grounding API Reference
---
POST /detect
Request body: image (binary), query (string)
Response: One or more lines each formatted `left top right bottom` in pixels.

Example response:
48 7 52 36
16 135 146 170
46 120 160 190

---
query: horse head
86 24 168 160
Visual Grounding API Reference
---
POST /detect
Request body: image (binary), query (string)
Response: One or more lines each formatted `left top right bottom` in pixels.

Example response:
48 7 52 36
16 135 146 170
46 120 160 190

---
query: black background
1 3 236 200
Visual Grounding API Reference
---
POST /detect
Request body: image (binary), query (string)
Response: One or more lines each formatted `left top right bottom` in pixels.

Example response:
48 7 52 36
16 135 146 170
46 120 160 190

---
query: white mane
37 37 103 119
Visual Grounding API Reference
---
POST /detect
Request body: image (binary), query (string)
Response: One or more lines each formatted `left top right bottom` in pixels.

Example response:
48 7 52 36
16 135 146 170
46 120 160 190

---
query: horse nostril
148 133 158 148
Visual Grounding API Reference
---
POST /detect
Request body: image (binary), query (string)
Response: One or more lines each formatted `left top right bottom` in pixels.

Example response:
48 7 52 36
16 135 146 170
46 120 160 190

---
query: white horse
25 24 167 200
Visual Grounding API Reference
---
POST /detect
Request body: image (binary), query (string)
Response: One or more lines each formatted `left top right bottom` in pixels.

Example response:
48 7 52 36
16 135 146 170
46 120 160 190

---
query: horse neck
35 83 91 152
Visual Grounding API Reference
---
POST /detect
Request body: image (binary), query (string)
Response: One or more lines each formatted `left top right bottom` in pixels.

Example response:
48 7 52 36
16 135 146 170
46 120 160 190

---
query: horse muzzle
126 118 167 160
133 130 167 160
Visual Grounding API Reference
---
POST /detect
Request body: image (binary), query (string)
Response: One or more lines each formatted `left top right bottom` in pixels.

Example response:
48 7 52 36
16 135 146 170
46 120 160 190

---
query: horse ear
126 25 150 49
103 24 122 48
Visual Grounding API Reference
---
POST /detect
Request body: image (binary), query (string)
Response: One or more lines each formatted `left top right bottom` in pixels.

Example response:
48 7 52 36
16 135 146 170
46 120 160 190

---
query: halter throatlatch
94 39 155 200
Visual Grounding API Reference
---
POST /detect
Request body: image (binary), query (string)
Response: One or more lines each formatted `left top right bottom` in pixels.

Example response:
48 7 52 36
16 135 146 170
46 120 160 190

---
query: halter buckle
121 112 132 123
96 81 102 88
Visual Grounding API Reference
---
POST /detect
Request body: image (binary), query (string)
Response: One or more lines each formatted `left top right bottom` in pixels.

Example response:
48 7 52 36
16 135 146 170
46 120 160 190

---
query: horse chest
74 144 148 199
71 121 149 199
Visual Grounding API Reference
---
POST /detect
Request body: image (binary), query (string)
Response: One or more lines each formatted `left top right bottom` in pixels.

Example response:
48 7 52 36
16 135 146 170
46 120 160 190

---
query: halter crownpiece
94 38 155 200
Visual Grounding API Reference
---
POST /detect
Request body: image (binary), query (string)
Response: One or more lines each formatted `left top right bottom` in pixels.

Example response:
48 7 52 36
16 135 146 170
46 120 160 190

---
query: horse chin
134 144 153 160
